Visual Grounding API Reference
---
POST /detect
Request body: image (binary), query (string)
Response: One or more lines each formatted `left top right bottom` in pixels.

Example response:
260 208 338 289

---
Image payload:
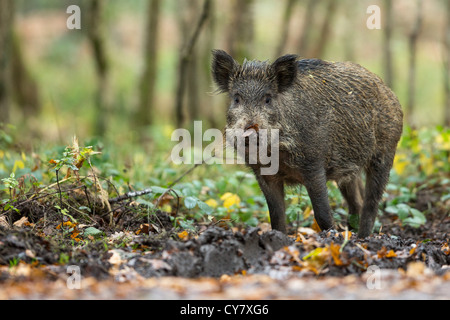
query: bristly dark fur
211 50 403 238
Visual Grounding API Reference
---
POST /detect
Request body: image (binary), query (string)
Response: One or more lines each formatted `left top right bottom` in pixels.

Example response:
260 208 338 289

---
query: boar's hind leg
304 169 334 232
359 155 393 238
255 173 287 233
338 175 364 227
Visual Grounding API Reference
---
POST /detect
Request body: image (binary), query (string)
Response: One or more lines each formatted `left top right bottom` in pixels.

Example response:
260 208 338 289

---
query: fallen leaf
139 224 150 235
13 217 29 228
341 230 352 239
178 230 189 240
0 216 10 229
330 242 345 266
311 218 321 233
406 261 426 277
25 249 35 259
386 250 397 258
441 243 450 255
108 250 125 265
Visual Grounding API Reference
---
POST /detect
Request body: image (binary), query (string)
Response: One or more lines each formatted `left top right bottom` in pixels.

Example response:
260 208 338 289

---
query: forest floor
0 179 449 300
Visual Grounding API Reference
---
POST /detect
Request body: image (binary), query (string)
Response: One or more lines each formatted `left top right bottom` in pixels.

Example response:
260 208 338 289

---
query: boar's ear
272 54 298 93
211 49 238 93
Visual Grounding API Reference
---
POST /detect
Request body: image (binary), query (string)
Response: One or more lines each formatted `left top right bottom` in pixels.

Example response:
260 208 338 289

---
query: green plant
385 203 426 228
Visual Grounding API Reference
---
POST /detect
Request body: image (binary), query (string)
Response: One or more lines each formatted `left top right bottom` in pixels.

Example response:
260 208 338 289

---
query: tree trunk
297 0 318 57
383 0 394 89
0 0 14 123
275 0 296 58
11 31 41 117
444 0 450 127
175 0 211 128
202 0 218 128
225 0 254 61
87 0 110 136
310 0 338 59
407 0 423 128
342 0 357 61
138 0 161 127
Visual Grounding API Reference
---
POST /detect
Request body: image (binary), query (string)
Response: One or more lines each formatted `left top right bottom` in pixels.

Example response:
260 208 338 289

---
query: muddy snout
242 123 259 138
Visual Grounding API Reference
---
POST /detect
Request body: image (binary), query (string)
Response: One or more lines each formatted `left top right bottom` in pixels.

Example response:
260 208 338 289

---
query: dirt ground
0 179 449 300
1 208 449 299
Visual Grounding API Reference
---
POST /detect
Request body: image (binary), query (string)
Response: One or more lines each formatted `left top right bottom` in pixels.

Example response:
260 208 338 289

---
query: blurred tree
175 0 211 128
178 0 202 124
138 0 161 128
0 0 40 123
342 0 357 62
200 0 218 128
444 0 450 126
87 0 111 136
310 0 337 58
407 0 423 128
225 0 254 61
11 32 41 117
296 0 317 57
383 0 394 89
275 0 296 57
0 0 14 123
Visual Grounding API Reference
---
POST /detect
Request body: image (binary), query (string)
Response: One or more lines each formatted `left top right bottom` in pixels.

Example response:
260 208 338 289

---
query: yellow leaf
303 206 312 219
161 204 172 213
204 199 218 209
163 124 175 139
419 153 434 176
221 193 240 209
330 242 344 266
393 153 409 175
12 160 25 173
0 150 4 159
435 133 450 151
220 192 233 201
302 247 326 261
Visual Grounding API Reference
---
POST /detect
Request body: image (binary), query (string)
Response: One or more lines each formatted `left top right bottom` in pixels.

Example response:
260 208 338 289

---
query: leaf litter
0 209 449 299
0 145 449 299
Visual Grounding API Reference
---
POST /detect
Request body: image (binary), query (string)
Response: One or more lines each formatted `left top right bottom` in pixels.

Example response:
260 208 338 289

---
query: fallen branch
108 188 153 204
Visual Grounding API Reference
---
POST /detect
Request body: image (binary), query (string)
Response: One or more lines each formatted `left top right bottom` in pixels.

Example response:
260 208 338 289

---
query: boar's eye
265 95 272 105
233 95 240 104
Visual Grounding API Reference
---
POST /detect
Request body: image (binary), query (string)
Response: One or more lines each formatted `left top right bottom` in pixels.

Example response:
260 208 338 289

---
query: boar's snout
242 123 259 138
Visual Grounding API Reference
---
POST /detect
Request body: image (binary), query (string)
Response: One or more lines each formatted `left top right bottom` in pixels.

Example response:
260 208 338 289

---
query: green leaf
348 213 360 230
198 201 213 214
184 196 198 209
150 186 168 194
83 227 103 238
385 206 398 214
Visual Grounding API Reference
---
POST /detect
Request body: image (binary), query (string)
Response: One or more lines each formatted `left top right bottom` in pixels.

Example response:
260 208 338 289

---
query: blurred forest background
0 0 449 145
1 2 449 291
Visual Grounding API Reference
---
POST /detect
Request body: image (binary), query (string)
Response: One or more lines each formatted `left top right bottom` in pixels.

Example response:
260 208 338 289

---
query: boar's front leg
254 171 287 233
303 169 334 232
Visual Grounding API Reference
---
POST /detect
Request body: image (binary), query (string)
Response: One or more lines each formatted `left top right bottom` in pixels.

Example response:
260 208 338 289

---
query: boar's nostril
242 123 259 138
244 123 259 132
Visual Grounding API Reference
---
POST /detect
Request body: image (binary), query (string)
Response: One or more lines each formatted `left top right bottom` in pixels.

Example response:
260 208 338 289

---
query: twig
340 227 350 253
29 175 82 200
108 188 153 204
55 169 64 223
